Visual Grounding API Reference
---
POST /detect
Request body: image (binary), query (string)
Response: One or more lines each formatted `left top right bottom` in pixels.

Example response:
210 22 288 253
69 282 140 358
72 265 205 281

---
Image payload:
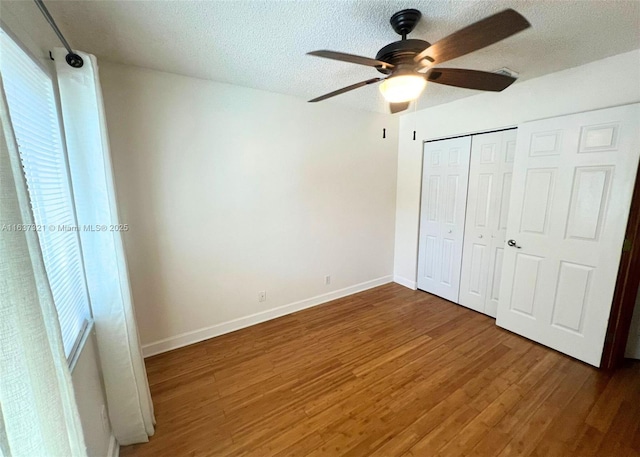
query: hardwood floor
120 283 640 457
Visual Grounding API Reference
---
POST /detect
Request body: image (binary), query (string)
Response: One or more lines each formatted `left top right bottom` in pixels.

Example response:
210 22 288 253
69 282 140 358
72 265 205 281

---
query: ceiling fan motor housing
375 9 428 74
375 39 430 75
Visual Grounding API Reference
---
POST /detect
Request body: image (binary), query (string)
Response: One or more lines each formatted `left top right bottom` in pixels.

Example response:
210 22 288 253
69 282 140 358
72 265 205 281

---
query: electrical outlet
100 405 109 433
325 275 331 286
258 291 266 302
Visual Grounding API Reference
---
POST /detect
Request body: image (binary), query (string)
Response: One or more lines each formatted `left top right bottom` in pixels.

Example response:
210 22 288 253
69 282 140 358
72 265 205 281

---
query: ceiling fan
307 8 531 114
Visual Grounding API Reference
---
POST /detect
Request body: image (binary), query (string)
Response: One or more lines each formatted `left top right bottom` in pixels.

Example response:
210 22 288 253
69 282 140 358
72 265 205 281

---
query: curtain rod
33 0 83 68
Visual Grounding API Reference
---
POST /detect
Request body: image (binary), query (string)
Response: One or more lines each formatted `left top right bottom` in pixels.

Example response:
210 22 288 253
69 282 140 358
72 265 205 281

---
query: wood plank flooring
120 283 640 457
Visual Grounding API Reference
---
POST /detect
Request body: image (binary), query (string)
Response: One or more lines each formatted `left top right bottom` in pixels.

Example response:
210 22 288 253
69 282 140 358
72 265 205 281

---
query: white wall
100 62 399 356
393 49 640 287
0 0 57 63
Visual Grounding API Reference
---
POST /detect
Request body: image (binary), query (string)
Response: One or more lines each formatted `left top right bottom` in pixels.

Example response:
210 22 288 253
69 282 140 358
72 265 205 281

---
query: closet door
417 136 471 302
496 104 640 366
459 129 516 317
485 130 517 316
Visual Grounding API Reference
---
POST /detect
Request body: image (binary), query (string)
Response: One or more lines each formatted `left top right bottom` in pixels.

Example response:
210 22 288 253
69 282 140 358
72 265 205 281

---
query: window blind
1 30 91 358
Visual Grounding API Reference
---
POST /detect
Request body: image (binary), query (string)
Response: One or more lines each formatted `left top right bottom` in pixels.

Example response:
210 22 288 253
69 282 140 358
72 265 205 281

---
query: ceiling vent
494 67 519 78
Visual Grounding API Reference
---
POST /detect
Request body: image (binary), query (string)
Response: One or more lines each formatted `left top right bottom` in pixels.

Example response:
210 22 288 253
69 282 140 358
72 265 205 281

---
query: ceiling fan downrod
390 8 422 40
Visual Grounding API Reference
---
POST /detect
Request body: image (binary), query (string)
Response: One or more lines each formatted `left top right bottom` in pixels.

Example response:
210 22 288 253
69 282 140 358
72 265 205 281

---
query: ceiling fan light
379 75 427 103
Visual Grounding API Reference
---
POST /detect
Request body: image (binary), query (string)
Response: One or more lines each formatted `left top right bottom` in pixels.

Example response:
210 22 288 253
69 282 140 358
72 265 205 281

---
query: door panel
510 252 543 316
417 136 471 302
475 174 492 228
459 129 517 316
468 243 486 295
551 261 592 333
565 166 612 240
520 168 555 234
498 173 512 230
489 247 504 301
441 238 455 285
496 104 640 366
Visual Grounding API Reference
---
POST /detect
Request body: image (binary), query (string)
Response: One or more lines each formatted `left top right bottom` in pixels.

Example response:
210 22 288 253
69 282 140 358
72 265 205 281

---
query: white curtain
0 77 87 457
52 48 155 445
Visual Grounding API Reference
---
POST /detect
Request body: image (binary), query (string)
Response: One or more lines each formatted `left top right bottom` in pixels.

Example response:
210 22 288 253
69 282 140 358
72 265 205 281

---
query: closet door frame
416 127 517 303
601 158 640 369
413 121 640 369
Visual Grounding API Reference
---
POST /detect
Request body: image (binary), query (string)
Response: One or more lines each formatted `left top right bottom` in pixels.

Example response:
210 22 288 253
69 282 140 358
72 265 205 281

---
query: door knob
479 234 483 239
507 239 521 249
448 229 452 233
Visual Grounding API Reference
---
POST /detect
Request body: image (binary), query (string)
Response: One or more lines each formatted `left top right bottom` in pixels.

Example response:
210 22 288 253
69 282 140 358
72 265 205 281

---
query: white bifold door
417 136 471 302
459 129 517 317
496 104 640 367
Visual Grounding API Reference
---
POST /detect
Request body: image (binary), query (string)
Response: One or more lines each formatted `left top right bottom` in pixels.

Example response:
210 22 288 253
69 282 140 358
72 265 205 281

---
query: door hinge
623 238 632 252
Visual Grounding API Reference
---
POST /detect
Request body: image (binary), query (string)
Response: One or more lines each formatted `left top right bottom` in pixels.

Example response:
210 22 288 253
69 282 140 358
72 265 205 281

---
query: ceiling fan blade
414 9 530 66
309 78 383 102
390 102 410 114
427 68 516 91
308 50 393 69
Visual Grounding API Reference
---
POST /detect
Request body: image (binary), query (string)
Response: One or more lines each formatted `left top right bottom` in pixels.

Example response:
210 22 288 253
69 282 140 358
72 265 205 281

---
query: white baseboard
142 275 393 357
107 434 119 457
394 275 417 290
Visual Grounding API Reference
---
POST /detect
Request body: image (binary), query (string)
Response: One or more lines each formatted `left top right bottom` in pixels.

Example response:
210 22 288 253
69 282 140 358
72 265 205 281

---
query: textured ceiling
4 0 640 113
